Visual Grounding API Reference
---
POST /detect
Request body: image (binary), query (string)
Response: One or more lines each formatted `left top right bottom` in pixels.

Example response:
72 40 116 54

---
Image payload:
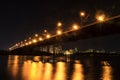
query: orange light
44 30 47 33
57 30 62 35
96 14 106 22
42 63 53 80
72 63 84 80
35 34 38 37
72 24 79 30
53 62 66 80
57 22 62 27
29 37 31 39
25 42 28 46
29 41 32 44
80 12 85 17
32 39 37 43
9 48 12 50
15 44 18 46
22 44 25 46
46 34 50 39
39 37 43 41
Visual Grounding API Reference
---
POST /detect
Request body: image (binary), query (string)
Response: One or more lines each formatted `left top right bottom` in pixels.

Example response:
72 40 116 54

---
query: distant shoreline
0 50 120 56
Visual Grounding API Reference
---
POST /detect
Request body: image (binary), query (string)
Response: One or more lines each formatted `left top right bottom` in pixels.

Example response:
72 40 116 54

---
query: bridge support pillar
51 44 62 54
39 44 62 54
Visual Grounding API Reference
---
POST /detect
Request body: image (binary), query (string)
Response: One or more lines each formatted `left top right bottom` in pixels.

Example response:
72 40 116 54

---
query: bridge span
10 15 120 55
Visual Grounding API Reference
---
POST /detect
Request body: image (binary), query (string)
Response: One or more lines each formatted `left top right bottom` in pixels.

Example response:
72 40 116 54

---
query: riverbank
0 50 120 57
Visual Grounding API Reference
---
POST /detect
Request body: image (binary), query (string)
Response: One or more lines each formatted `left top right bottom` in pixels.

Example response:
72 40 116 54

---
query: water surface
0 55 120 80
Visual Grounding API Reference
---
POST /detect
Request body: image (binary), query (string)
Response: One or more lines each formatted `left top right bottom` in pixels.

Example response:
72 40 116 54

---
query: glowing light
33 56 40 62
80 12 85 17
64 50 71 55
57 30 62 35
29 41 32 44
97 16 104 22
43 63 53 80
32 39 37 43
96 14 106 22
72 24 79 30
15 44 18 46
35 34 38 37
9 48 12 50
44 30 47 33
46 34 50 39
102 66 112 80
53 62 66 80
8 56 19 77
29 37 31 39
22 61 43 80
57 22 62 27
72 62 84 80
25 42 28 46
39 37 43 41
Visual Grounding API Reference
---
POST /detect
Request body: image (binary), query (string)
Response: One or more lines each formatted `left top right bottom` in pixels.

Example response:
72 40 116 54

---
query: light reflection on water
7 55 19 79
43 62 53 80
101 61 113 80
53 62 66 80
72 60 84 80
22 61 43 80
6 55 115 80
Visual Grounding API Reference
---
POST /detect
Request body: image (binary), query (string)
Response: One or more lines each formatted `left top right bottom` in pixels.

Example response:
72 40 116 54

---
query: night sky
0 0 120 50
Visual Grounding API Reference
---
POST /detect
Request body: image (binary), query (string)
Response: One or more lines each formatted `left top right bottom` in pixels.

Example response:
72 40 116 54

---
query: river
0 55 120 80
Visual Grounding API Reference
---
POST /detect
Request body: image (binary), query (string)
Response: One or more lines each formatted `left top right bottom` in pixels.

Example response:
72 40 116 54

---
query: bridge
9 15 120 55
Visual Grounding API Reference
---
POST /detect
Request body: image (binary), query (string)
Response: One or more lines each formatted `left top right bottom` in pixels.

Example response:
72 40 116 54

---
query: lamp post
80 11 85 27
39 37 43 41
32 39 37 43
35 34 38 37
57 22 62 27
28 41 32 45
96 14 106 22
56 22 62 35
57 30 62 35
72 24 79 30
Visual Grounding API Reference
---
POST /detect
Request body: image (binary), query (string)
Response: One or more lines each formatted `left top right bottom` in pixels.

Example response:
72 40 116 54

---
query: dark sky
0 0 120 50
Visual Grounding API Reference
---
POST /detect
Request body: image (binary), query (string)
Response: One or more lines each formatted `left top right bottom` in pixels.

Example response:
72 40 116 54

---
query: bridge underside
11 17 120 55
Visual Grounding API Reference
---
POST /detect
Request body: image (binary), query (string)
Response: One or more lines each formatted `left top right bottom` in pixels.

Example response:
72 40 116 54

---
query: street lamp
28 41 32 45
39 37 43 41
57 30 62 35
9 48 12 51
57 22 62 27
80 11 85 27
25 42 28 46
46 34 50 39
29 37 31 40
35 34 38 37
56 22 62 35
96 15 105 22
24 39 27 42
15 44 18 46
80 12 85 17
72 24 79 30
32 39 37 43
43 29 48 36
44 29 47 33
